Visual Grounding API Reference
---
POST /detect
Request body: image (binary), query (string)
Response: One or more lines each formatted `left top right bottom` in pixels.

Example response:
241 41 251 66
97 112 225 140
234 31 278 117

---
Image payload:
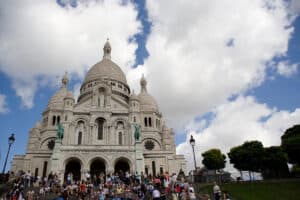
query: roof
83 59 127 84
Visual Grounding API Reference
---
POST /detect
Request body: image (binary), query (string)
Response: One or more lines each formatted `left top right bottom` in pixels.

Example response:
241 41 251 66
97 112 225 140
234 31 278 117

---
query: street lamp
189 135 197 170
2 134 15 174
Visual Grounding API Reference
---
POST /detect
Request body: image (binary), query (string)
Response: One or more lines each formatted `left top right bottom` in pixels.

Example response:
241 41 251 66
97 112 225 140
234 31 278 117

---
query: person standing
188 185 197 200
152 187 161 200
85 171 91 182
25 171 31 188
213 182 221 200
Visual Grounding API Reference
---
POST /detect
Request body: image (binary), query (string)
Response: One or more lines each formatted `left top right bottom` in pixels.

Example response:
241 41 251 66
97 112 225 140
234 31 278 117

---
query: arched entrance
64 159 81 182
90 159 106 184
114 158 130 175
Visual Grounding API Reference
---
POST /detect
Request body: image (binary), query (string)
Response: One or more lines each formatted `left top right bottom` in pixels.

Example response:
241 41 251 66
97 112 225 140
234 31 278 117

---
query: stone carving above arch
112 117 128 129
63 155 85 169
113 156 133 169
142 138 162 150
40 137 57 150
87 156 110 169
73 116 90 125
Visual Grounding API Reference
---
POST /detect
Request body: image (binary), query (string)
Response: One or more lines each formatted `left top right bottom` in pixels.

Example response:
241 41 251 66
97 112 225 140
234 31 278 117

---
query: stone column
49 139 63 179
135 140 145 175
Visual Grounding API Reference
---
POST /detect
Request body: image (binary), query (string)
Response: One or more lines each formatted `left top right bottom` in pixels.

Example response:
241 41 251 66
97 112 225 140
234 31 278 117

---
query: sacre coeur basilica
10 40 186 181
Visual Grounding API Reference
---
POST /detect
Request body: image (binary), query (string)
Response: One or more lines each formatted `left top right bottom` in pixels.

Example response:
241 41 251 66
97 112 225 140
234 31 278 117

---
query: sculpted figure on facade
57 123 64 141
134 123 141 142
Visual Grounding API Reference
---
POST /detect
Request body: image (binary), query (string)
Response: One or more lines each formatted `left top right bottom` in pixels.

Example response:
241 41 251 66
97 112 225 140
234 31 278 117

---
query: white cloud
277 61 298 77
0 94 9 114
177 96 300 171
73 82 81 101
127 0 297 130
0 0 141 108
289 0 300 15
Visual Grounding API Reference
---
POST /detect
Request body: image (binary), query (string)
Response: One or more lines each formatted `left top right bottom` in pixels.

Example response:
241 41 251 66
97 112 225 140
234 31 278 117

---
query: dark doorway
152 161 156 176
90 159 106 182
160 167 163 175
34 168 39 179
64 160 81 182
115 159 130 175
145 167 148 175
42 161 48 178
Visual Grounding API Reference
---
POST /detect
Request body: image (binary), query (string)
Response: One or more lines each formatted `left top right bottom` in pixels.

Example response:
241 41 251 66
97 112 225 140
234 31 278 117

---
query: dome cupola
138 75 159 112
103 39 112 60
48 72 74 109
78 40 130 103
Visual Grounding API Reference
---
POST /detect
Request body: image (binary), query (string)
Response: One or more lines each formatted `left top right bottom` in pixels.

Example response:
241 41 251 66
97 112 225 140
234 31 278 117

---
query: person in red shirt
154 176 161 187
176 183 181 197
79 180 87 199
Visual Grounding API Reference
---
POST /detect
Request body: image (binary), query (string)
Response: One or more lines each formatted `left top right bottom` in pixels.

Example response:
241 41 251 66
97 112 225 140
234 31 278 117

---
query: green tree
228 141 264 180
202 148 226 173
281 124 300 165
227 145 246 177
262 146 289 179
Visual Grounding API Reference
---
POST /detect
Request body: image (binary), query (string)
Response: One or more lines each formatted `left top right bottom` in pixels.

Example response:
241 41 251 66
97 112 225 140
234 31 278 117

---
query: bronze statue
134 124 141 141
57 123 64 141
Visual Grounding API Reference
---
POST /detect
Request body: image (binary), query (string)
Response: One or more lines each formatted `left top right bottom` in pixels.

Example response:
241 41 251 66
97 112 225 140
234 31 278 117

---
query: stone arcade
11 40 186 181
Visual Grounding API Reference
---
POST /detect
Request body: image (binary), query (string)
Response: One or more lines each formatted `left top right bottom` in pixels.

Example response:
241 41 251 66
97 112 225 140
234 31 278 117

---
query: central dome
84 59 127 84
83 40 127 84
78 40 130 103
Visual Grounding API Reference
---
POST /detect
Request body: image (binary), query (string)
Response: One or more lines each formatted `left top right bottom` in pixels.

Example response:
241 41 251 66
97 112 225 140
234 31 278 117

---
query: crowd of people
1 170 199 200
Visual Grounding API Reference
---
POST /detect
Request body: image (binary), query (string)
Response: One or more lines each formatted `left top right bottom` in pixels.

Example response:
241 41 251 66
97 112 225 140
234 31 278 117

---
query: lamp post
189 135 197 170
2 134 15 174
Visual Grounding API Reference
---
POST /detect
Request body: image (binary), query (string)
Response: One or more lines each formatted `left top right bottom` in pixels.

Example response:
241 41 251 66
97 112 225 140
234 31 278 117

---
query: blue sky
0 0 300 171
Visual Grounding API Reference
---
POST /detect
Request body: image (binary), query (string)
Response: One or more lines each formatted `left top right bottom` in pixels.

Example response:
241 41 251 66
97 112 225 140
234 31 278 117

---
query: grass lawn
195 180 300 200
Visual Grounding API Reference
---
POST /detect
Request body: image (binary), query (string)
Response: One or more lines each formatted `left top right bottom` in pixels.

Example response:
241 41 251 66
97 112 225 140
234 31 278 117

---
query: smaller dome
48 88 68 108
138 75 159 112
65 91 74 99
47 73 73 108
138 92 159 112
130 90 139 101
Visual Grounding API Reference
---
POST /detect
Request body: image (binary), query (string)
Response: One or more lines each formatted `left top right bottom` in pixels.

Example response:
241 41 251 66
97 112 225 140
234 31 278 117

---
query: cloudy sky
0 0 300 172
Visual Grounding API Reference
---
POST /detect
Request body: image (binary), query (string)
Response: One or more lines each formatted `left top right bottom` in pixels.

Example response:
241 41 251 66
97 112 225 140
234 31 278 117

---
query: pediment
74 98 92 112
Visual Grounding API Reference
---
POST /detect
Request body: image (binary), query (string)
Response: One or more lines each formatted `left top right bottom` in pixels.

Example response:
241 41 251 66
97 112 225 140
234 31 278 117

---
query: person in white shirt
85 172 90 181
152 187 161 200
213 182 221 200
188 185 197 200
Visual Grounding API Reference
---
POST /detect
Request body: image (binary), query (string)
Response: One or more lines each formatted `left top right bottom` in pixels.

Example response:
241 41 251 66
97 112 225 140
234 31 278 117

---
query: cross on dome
61 71 69 88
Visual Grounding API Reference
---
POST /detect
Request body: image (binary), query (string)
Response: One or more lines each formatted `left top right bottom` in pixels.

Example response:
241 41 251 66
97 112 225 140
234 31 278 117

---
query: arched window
118 132 122 145
133 116 136 122
52 116 56 126
98 88 105 107
144 117 148 127
57 116 60 125
78 131 82 145
97 118 105 140
65 115 68 121
117 121 124 129
160 167 163 175
148 117 152 127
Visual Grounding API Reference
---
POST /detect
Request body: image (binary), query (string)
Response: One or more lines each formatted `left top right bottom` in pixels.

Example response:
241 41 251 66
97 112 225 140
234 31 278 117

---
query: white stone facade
11 41 186 181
